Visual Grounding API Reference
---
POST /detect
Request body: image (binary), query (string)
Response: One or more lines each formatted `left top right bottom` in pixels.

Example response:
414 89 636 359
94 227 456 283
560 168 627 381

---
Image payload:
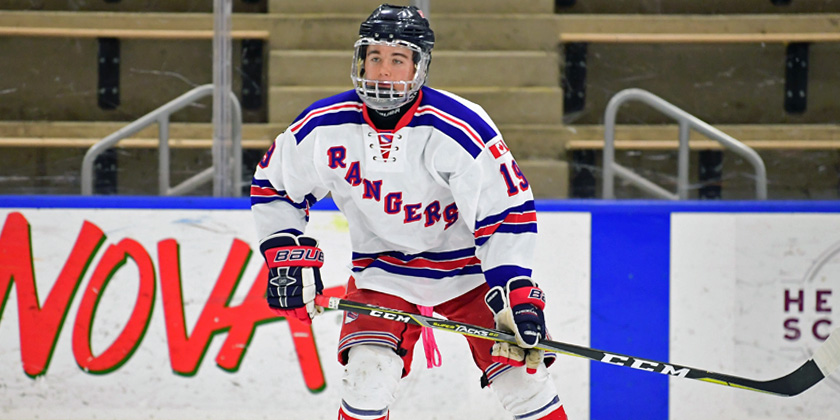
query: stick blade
813 328 840 378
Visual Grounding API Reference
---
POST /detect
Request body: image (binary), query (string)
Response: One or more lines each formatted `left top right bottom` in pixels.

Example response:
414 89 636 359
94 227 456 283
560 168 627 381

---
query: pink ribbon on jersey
417 306 442 368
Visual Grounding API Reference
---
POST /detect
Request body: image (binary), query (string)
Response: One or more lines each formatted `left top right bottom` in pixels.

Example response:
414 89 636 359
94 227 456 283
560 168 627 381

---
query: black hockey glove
485 277 547 374
259 232 324 324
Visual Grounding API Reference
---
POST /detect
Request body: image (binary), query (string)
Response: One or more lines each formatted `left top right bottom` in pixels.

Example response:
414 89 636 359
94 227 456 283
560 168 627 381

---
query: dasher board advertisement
1 197 838 419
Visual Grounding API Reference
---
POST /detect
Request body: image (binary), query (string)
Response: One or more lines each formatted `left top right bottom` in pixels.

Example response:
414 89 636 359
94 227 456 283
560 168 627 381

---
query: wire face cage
351 38 430 111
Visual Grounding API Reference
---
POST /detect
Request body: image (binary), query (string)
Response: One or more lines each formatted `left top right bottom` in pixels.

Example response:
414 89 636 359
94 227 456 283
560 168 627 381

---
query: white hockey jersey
251 87 537 306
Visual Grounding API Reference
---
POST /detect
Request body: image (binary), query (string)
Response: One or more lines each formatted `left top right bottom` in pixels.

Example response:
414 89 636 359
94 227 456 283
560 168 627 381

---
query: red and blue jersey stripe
351 247 483 279
409 87 499 158
338 331 401 356
474 201 538 247
289 90 365 143
285 87 498 158
250 177 317 214
484 362 515 383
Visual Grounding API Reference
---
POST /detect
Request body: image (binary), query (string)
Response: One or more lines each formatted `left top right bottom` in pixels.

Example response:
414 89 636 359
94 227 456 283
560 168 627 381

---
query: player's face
364 44 416 85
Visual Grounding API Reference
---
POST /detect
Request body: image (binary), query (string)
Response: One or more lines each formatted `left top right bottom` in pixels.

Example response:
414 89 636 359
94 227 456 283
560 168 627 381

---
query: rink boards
0 196 838 420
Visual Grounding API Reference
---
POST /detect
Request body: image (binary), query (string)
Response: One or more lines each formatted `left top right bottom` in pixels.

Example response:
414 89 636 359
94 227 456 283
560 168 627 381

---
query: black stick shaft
315 295 831 397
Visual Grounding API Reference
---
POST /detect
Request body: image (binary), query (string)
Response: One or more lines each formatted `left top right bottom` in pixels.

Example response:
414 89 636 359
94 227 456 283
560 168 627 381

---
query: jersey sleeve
448 135 538 289
250 129 329 240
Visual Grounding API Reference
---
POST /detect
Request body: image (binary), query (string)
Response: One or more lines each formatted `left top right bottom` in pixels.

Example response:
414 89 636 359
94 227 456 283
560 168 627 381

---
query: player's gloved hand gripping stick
485 277 547 374
314 294 840 397
260 232 324 324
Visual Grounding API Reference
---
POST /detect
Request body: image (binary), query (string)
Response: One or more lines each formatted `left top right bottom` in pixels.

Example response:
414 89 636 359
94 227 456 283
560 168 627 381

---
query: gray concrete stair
267 14 559 51
268 0 554 14
269 50 560 87
517 159 569 198
264 6 570 197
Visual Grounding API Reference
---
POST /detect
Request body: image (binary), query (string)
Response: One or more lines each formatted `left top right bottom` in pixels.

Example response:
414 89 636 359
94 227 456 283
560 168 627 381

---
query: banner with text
1 198 838 419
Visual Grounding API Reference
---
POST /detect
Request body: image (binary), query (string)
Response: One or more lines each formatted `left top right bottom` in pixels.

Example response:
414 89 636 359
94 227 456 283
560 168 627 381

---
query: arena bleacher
1 0 838 198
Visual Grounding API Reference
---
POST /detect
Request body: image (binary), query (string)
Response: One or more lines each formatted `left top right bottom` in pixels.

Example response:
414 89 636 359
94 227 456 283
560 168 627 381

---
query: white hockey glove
259 232 324 325
484 277 547 374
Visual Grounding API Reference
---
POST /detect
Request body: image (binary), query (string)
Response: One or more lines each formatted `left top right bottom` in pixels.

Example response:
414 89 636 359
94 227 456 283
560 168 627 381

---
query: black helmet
351 4 435 110
359 4 435 54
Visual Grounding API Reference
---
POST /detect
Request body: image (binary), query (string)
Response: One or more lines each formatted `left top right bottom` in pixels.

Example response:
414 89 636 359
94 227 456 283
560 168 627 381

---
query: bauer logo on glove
259 232 325 325
527 288 545 302
269 247 324 267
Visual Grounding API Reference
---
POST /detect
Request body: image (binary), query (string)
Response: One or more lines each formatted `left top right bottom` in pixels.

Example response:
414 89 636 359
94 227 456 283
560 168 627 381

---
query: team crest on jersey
378 132 394 159
378 133 394 144
344 311 359 324
489 139 510 159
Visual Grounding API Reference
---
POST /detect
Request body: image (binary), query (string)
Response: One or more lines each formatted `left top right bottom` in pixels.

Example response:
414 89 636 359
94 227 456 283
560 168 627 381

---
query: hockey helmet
351 4 435 110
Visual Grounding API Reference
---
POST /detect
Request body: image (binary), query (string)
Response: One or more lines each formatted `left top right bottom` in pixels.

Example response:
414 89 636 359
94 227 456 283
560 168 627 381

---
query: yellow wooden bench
556 14 840 44
0 121 279 150
562 124 840 150
555 14 840 151
3 121 837 152
0 11 271 39
2 12 839 152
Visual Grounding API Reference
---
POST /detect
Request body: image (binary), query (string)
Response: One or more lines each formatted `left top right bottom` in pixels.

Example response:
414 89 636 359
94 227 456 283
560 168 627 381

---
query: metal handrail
602 88 767 200
81 84 242 196
411 0 430 16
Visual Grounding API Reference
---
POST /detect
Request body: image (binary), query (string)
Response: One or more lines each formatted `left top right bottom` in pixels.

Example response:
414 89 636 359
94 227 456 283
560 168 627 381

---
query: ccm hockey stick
314 295 840 397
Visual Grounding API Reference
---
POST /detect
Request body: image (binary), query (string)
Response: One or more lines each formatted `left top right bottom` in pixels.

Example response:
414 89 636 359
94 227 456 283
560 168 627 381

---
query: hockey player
251 4 567 420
